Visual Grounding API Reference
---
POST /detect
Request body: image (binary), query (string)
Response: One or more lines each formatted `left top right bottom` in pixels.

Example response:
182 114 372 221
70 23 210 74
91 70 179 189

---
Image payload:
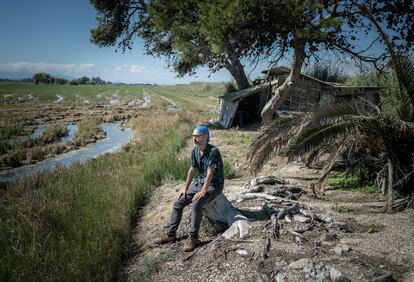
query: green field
0 82 225 108
0 82 228 281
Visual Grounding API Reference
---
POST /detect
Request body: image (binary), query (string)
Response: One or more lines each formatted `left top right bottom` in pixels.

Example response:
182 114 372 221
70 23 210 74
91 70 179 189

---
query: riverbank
0 112 194 281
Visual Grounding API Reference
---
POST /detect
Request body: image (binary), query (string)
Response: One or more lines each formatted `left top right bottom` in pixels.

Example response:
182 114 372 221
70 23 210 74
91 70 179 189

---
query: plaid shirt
191 143 224 190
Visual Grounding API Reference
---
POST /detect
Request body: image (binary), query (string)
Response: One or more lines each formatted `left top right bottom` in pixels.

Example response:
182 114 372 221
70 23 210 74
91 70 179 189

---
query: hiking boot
183 235 198 252
154 234 176 245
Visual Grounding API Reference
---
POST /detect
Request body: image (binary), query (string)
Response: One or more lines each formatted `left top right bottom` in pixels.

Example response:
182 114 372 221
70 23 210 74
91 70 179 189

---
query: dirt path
121 129 414 282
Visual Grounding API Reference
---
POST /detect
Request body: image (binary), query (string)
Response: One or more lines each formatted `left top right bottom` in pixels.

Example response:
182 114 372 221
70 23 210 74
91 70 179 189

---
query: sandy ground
120 128 414 282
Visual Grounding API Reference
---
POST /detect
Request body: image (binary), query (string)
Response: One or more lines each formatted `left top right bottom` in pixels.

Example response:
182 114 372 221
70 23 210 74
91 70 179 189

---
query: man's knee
173 198 188 210
191 199 204 211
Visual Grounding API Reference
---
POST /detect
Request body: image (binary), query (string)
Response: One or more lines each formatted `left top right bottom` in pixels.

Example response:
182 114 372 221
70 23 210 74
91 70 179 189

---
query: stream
0 122 133 183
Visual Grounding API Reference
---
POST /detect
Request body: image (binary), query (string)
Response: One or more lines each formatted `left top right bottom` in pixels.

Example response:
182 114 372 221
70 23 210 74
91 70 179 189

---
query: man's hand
179 188 188 199
192 190 206 202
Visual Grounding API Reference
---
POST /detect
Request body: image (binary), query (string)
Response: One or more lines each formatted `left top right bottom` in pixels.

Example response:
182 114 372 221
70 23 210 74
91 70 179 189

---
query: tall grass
0 113 193 281
72 117 105 146
0 122 25 138
41 124 68 144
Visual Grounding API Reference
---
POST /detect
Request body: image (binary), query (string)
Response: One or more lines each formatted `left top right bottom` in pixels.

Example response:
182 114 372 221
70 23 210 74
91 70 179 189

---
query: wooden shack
217 66 381 128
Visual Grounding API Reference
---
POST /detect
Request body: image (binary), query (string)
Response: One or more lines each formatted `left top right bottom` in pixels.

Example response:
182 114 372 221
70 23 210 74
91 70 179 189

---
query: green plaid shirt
191 143 224 190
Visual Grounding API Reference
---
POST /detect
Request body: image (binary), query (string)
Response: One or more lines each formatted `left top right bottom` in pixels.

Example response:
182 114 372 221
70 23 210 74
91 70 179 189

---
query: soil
121 128 414 282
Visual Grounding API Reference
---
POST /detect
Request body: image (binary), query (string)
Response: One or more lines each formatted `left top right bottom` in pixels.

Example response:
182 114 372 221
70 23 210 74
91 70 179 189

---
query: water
57 124 77 144
0 122 133 183
31 123 77 144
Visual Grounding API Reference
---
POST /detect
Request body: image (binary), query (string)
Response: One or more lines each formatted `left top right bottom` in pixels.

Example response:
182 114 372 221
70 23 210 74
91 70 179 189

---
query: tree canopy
90 0 414 109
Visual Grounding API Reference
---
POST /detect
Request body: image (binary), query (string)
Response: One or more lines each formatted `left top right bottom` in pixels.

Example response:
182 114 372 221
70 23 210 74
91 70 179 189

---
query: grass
41 124 68 144
130 252 170 282
72 116 105 146
0 122 25 138
332 204 356 213
212 129 256 145
0 112 194 281
326 172 378 194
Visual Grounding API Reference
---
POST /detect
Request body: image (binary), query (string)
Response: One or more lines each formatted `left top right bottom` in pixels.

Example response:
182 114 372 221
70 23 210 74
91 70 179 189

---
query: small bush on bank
41 124 68 143
72 117 105 146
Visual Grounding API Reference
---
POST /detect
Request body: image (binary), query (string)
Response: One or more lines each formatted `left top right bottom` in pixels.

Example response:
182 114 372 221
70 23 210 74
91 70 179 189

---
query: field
0 82 226 281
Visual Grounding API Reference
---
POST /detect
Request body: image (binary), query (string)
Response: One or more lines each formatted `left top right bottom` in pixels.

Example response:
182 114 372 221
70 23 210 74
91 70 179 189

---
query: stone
236 249 248 256
330 267 351 282
288 258 313 270
275 272 285 282
333 244 352 255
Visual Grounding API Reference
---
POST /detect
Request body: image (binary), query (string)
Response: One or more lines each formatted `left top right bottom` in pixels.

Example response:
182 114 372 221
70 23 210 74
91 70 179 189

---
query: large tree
90 0 272 90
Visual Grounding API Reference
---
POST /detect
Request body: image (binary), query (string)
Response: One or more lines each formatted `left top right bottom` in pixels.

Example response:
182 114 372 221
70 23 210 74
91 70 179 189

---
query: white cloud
0 62 96 74
111 64 158 75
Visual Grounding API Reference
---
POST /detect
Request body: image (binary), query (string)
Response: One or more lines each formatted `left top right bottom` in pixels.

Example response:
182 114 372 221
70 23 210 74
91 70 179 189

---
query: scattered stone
235 249 248 256
306 263 331 282
288 258 313 270
275 272 285 282
330 267 351 282
333 244 352 255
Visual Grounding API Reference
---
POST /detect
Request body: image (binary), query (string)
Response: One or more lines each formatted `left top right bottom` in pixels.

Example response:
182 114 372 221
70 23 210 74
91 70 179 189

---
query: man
155 125 224 252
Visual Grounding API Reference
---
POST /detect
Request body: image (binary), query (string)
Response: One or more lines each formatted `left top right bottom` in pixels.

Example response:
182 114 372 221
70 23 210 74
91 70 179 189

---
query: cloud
111 64 158 75
0 62 96 74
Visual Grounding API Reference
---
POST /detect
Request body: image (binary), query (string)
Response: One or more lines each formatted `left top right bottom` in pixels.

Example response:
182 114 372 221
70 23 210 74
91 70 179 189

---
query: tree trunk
202 193 251 239
261 39 306 124
226 58 250 90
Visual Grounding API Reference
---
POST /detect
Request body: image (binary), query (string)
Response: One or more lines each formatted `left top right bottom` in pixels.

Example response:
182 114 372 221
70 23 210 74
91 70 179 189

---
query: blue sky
0 0 241 84
0 0 390 84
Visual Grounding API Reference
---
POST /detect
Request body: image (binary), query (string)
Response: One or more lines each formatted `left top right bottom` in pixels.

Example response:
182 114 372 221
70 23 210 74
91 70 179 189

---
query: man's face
192 130 206 146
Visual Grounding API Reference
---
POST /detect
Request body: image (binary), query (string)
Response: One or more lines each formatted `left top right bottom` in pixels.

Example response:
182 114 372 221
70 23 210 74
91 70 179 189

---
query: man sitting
155 125 224 252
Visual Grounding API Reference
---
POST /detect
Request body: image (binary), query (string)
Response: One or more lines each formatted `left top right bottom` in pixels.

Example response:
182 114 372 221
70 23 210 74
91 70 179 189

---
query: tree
90 0 271 90
258 0 414 123
78 76 90 85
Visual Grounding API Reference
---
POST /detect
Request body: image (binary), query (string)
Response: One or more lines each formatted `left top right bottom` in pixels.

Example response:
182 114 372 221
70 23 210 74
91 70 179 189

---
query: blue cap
194 125 210 142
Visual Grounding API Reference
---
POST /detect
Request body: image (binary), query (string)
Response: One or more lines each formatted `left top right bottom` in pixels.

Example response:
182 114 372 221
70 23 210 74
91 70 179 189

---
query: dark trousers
167 181 221 237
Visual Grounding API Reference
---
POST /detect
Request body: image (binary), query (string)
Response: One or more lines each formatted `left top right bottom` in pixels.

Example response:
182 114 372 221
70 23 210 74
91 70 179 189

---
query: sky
0 0 241 84
0 0 391 84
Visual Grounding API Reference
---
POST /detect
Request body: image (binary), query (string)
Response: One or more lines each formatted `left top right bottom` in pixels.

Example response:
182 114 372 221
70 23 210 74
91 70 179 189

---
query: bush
73 117 104 146
41 124 68 144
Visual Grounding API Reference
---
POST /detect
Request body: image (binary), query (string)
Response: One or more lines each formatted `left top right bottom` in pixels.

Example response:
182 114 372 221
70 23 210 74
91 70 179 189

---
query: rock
236 249 248 256
288 258 313 270
330 267 351 282
275 272 285 282
306 263 331 282
333 244 352 255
